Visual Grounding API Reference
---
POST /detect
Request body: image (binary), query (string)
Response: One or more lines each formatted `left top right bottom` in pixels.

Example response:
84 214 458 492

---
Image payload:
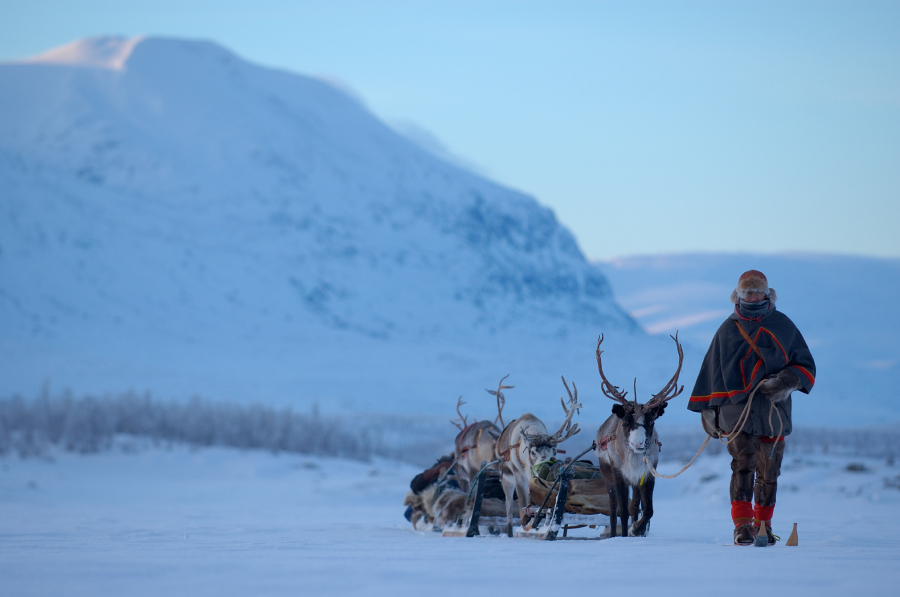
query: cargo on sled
443 457 612 540
516 458 611 540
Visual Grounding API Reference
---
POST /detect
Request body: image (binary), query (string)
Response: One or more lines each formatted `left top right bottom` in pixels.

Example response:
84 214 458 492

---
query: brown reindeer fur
406 486 510 529
403 483 440 529
455 421 502 493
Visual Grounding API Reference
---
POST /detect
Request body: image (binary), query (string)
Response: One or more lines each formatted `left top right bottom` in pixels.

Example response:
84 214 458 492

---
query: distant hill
596 253 900 426
3 37 891 428
0 37 639 418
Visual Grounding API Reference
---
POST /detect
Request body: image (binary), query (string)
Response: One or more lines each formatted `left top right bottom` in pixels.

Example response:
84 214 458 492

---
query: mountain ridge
1 36 638 416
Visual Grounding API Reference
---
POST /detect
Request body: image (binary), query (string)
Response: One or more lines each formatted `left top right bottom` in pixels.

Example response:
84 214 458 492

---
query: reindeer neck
498 418 518 449
613 419 627 458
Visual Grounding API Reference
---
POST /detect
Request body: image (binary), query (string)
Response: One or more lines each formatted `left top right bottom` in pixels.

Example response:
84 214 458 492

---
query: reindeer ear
651 403 667 419
612 404 627 418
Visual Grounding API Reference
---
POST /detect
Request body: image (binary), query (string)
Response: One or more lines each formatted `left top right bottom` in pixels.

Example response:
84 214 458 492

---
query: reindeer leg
516 477 530 528
615 472 629 538
599 463 618 537
630 476 655 537
500 467 517 538
629 483 641 529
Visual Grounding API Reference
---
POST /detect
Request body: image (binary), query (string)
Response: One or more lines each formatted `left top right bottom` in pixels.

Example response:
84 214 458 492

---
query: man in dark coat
688 270 815 545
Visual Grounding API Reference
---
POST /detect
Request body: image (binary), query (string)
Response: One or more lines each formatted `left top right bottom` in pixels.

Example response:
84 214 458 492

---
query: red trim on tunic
759 328 789 365
690 323 806 403
690 359 763 403
789 365 816 387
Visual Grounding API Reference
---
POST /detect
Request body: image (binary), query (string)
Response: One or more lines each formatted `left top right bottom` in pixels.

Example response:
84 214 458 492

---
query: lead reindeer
593 333 683 537
495 377 582 537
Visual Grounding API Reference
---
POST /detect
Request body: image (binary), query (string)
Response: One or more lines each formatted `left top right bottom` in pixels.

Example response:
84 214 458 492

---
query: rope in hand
767 395 784 459
642 381 766 480
721 379 784 458
642 434 710 480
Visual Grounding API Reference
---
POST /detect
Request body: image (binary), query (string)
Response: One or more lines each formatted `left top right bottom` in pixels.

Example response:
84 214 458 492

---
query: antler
450 396 469 430
595 334 631 408
645 332 685 409
486 374 514 428
549 376 582 445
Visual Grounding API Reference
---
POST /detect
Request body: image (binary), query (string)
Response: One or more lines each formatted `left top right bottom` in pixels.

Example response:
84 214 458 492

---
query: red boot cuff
754 503 775 523
731 500 754 527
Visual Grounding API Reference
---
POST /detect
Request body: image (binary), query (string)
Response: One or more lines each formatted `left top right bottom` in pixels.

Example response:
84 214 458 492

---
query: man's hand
758 368 802 403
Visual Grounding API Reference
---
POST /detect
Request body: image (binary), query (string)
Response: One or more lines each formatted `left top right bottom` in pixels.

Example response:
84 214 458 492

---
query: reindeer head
520 431 559 469
521 376 582 468
596 333 684 454
610 401 668 454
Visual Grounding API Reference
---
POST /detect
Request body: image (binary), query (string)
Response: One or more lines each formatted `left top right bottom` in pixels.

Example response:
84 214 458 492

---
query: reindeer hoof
628 521 650 537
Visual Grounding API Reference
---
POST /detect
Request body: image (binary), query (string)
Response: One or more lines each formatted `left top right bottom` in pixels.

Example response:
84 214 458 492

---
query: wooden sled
516 462 612 541
445 459 612 540
442 468 520 537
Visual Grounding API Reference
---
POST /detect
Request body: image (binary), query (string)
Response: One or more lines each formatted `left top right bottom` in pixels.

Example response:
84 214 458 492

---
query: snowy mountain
596 253 900 426
0 37 641 416
4 37 892 429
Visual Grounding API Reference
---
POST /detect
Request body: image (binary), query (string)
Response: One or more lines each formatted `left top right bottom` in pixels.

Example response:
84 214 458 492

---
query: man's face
743 290 767 303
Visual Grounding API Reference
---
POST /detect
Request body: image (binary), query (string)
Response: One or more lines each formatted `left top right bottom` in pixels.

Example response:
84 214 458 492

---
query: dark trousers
727 432 785 507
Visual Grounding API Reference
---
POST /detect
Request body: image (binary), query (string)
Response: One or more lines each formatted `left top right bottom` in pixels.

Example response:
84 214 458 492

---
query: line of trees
2 390 897 463
0 389 451 464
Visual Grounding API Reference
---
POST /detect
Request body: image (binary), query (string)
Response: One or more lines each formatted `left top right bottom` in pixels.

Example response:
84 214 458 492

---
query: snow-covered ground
2 445 898 596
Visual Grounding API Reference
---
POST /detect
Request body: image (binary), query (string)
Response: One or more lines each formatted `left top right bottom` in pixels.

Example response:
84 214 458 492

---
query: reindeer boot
753 519 779 546
732 500 756 546
734 523 757 546
753 504 779 546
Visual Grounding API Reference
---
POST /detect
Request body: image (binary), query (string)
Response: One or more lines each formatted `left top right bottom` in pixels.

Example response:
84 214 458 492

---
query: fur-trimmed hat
730 270 777 304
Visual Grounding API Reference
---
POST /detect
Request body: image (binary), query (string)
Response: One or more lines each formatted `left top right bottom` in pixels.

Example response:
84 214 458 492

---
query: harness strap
497 441 522 462
515 448 526 469
734 320 763 359
598 435 616 451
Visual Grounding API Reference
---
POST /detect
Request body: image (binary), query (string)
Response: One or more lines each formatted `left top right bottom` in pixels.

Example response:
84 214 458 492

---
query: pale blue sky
2 1 898 260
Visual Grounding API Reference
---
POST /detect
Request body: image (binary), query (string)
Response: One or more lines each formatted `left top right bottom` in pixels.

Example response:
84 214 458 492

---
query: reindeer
495 377 582 537
592 333 683 537
450 376 512 492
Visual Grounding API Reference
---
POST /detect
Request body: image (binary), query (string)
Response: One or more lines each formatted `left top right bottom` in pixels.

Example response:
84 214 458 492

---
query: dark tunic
688 307 816 436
